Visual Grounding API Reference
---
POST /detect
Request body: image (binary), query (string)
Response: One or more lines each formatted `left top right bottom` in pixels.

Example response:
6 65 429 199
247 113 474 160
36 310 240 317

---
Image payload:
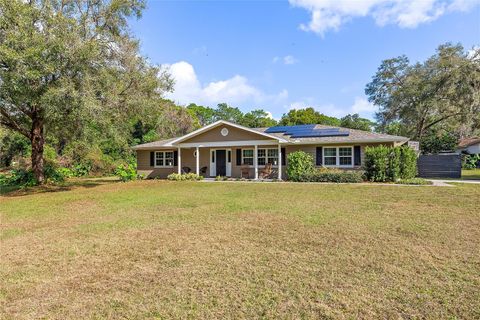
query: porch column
177 147 181 174
278 144 282 180
196 146 200 175
254 145 258 180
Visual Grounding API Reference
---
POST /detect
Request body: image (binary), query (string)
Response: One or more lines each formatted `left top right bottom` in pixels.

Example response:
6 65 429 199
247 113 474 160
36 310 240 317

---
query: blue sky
130 0 480 120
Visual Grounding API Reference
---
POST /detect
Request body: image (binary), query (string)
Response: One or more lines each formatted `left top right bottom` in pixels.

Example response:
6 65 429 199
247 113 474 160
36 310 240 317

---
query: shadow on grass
0 177 121 197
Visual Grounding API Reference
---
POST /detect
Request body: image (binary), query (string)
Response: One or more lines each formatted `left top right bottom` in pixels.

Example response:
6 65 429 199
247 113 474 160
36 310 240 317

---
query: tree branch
0 108 31 139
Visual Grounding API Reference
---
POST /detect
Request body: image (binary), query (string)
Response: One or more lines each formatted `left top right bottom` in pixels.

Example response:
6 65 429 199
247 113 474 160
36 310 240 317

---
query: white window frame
242 149 254 166
241 148 279 167
322 146 353 168
154 150 175 168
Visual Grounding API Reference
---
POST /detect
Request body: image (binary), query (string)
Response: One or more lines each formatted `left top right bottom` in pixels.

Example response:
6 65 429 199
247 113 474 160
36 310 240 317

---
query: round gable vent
221 128 229 136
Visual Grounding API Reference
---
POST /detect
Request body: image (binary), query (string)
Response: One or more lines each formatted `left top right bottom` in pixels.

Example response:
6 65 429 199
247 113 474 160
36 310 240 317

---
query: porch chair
259 163 273 179
200 166 208 176
182 166 191 174
240 166 250 179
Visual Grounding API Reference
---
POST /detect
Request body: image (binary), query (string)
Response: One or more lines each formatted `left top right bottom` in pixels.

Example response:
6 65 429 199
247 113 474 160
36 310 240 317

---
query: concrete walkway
428 179 480 186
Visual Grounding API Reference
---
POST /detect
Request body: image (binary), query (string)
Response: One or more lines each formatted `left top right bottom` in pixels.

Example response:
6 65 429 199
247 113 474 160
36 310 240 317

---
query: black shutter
281 148 286 166
316 147 322 166
150 151 154 167
174 150 178 166
354 146 361 166
236 149 242 165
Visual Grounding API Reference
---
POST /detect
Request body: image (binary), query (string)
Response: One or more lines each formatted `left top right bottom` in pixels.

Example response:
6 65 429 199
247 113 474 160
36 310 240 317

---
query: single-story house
132 120 409 179
456 137 480 154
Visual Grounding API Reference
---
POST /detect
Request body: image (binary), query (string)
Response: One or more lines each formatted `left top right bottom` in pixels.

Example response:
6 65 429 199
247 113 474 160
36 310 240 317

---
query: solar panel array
265 125 349 138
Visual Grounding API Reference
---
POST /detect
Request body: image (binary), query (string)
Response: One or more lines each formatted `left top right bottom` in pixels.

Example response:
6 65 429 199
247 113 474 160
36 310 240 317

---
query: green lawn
462 168 480 180
1 180 479 319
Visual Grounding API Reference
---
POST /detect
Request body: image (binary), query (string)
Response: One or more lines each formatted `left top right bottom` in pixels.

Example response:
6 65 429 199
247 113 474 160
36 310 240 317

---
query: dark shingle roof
132 123 409 150
253 125 408 144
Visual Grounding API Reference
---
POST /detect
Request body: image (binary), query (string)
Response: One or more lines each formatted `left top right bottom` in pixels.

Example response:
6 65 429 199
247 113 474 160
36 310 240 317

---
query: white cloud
289 0 479 36
351 97 377 114
284 55 299 65
273 55 299 65
285 96 378 119
166 61 288 107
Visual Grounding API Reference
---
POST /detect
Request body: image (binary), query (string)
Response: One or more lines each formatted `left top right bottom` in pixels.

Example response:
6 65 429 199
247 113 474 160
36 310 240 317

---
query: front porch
174 143 285 180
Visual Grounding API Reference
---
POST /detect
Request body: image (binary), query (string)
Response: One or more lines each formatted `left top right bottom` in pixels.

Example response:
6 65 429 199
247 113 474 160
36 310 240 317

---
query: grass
1 180 479 319
462 168 480 180
395 178 433 185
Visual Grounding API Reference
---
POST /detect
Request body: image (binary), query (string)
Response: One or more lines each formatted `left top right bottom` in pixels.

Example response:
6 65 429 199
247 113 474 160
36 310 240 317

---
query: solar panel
265 125 315 133
290 131 349 138
265 125 349 138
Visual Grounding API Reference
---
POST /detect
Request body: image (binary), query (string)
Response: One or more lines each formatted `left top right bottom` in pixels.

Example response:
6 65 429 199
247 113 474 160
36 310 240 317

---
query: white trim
196 147 200 175
240 147 282 167
292 139 408 145
322 146 354 168
241 148 254 166
210 149 215 177
167 120 287 145
154 150 175 168
209 148 232 177
177 147 181 174
177 140 283 148
254 145 258 180
278 144 282 180
226 149 232 177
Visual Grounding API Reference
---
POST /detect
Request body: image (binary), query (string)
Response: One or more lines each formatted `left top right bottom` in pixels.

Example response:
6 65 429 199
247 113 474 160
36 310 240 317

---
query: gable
181 123 272 144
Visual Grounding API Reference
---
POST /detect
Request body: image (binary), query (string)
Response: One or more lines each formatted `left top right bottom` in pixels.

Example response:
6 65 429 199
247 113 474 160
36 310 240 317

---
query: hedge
364 145 417 182
298 169 364 183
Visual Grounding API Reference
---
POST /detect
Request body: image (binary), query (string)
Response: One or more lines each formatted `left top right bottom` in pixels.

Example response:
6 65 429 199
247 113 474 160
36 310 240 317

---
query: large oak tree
0 0 172 183
366 44 480 140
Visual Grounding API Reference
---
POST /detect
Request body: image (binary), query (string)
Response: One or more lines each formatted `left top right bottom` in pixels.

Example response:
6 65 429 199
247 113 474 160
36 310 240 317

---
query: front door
216 150 226 176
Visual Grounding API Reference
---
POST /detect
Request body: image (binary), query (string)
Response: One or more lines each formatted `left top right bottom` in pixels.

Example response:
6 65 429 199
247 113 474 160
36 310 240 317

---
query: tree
279 107 340 126
186 103 216 126
0 0 172 183
366 43 480 140
420 131 458 154
240 109 277 128
213 103 244 123
340 114 374 131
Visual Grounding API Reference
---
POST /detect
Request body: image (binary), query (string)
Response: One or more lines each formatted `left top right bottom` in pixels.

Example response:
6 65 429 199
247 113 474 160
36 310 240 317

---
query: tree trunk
31 114 45 184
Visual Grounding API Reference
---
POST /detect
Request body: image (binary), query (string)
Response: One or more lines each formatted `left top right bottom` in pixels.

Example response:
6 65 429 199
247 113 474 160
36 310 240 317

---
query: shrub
0 169 36 187
167 173 204 181
462 154 480 169
399 146 417 179
298 168 363 183
364 145 390 182
73 163 91 177
396 178 432 185
115 163 138 182
364 145 418 182
286 151 315 182
387 147 401 182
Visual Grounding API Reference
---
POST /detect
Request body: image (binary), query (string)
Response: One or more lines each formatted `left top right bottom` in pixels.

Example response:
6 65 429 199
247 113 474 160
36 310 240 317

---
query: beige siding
182 124 271 143
137 142 395 179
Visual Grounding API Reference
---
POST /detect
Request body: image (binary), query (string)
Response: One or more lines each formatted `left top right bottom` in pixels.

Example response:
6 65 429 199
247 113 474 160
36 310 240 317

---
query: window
324 148 337 166
155 151 174 167
339 147 352 166
323 146 353 167
257 149 266 165
242 148 279 166
242 149 254 165
267 149 278 165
